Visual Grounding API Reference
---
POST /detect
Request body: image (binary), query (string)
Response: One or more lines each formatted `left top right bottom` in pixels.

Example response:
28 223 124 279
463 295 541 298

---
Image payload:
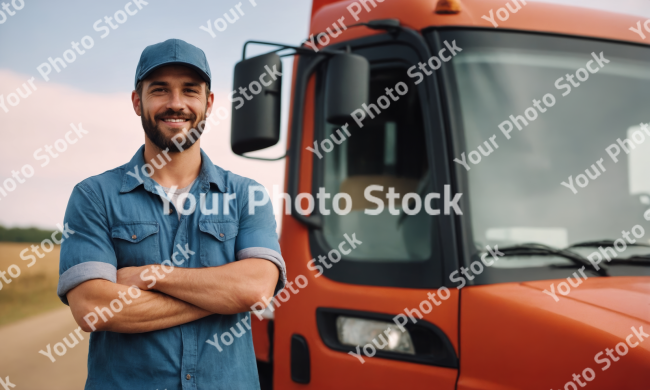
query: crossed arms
67 258 279 333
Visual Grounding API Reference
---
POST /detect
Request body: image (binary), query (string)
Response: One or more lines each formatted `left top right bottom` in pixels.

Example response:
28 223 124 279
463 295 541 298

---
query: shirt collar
120 145 227 194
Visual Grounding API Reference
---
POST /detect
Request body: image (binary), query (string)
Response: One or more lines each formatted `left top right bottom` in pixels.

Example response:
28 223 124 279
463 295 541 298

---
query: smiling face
132 65 213 152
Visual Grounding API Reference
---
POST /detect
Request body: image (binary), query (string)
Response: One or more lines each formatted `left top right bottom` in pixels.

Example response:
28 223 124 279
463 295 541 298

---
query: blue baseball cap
134 39 211 89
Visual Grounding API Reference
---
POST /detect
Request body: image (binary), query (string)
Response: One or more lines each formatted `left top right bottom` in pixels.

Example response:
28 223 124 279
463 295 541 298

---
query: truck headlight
335 316 415 355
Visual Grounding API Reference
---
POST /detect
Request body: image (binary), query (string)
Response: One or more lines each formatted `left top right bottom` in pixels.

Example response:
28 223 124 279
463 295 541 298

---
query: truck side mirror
231 53 282 155
325 53 369 125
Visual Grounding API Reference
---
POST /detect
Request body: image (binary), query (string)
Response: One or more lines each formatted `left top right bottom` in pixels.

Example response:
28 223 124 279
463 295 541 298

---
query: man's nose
166 90 184 111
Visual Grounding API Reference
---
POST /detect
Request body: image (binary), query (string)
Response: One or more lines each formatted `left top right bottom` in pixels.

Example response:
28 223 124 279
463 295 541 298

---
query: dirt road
0 307 88 390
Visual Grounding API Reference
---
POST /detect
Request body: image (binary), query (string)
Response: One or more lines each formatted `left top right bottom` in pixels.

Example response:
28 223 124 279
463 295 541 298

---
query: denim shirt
57 145 286 390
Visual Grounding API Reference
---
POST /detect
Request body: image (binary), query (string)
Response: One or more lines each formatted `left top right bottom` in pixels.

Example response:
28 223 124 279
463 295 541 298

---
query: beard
141 105 206 152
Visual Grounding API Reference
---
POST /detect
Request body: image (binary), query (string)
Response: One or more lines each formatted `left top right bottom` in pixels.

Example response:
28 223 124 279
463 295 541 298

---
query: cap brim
137 60 211 89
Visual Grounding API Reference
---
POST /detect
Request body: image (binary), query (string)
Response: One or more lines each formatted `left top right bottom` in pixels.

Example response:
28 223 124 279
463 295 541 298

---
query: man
57 39 286 389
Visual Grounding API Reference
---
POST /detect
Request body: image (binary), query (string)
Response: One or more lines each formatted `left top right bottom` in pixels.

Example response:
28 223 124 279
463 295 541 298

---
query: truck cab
231 0 650 388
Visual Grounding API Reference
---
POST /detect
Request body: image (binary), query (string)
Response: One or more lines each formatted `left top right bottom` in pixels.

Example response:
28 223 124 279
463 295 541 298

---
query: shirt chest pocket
199 221 238 267
111 222 161 267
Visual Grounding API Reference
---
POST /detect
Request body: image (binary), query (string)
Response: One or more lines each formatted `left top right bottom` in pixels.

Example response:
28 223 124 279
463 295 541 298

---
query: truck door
274 30 461 389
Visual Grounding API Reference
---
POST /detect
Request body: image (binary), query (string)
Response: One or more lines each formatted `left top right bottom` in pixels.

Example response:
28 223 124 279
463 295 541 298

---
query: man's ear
205 91 215 117
132 90 142 116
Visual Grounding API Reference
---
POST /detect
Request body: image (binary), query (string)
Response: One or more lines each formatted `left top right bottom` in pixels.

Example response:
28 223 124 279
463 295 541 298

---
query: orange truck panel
459 278 650 389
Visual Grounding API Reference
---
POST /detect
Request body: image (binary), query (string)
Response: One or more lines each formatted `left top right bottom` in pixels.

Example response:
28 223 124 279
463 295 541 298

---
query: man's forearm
151 258 280 314
68 279 212 334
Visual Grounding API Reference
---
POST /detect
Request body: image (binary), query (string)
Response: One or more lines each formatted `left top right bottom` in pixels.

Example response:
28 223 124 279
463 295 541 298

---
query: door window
320 67 435 262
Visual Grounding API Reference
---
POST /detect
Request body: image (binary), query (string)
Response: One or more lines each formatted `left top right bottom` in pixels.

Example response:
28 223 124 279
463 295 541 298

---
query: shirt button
131 235 137 240
186 374 191 380
219 233 225 237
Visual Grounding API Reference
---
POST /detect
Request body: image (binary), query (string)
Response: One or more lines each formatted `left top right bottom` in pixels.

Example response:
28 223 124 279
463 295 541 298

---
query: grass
0 225 59 243
0 242 65 327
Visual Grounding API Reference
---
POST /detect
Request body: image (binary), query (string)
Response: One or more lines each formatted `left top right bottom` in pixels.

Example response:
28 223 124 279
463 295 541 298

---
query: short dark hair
135 80 210 99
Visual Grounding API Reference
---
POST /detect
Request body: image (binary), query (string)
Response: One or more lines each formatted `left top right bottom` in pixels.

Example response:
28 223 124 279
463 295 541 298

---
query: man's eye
152 88 165 93
185 89 198 94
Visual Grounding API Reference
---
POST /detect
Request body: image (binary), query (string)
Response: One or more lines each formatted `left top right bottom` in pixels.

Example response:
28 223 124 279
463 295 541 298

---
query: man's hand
116 265 163 291
67 279 212 333
153 259 280 315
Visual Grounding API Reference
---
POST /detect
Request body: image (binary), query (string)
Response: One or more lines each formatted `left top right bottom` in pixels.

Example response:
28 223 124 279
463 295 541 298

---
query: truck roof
311 0 648 46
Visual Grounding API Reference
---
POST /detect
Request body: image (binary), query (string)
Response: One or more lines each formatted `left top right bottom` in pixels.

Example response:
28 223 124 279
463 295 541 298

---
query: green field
0 225 59 243
0 242 65 327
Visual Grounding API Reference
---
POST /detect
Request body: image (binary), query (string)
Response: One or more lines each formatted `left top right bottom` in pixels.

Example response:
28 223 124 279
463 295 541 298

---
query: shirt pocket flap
111 222 159 243
199 221 239 242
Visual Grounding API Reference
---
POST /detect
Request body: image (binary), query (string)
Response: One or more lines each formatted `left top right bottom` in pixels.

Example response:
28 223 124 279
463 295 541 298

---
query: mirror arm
287 54 328 230
246 19 403 61
243 41 324 60
242 40 348 61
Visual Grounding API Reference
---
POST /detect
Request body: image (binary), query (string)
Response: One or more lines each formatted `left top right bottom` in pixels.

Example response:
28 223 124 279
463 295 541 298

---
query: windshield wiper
567 240 650 249
497 243 609 276
608 254 650 265
566 240 650 266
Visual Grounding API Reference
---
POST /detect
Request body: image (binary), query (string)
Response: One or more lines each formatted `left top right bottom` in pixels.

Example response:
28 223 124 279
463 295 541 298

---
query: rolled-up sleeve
236 182 286 295
57 182 117 305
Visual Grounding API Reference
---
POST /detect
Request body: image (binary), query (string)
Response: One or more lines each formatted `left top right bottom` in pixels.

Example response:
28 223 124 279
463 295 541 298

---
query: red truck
230 0 650 388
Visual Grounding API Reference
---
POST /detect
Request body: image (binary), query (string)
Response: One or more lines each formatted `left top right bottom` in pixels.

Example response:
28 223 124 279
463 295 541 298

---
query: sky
0 0 649 229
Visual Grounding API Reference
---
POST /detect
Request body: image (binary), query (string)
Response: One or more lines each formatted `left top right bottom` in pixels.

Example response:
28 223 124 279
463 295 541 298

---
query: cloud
0 69 285 229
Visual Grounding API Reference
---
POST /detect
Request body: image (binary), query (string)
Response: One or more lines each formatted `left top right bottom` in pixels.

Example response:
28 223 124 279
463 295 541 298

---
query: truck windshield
437 29 650 279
